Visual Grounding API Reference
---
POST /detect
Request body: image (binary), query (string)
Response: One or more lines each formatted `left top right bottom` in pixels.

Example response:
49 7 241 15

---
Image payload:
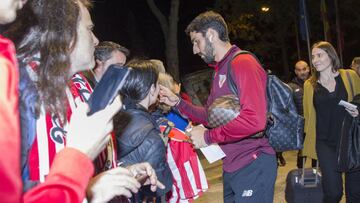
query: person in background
275 152 286 167
86 41 130 88
287 60 317 168
289 60 310 116
0 0 139 202
303 41 360 203
350 56 360 76
159 11 276 203
115 59 173 202
4 0 164 202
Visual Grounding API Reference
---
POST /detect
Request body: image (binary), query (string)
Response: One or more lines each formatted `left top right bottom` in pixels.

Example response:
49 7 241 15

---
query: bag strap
346 71 355 99
226 50 265 139
226 50 263 96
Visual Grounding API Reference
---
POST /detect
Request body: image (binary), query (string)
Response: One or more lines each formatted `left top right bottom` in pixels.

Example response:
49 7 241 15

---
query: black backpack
227 51 304 151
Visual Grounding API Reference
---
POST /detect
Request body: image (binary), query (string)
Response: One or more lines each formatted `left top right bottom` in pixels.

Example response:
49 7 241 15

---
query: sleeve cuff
47 148 94 189
204 130 213 145
172 99 191 119
174 96 182 108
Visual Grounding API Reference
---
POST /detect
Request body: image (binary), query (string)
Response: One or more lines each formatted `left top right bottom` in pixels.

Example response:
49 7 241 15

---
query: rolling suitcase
285 158 323 203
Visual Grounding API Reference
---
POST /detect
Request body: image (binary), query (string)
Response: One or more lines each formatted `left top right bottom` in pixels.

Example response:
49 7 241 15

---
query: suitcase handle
300 157 320 187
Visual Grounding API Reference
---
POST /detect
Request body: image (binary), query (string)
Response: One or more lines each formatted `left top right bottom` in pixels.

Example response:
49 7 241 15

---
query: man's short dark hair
94 41 130 62
185 11 229 42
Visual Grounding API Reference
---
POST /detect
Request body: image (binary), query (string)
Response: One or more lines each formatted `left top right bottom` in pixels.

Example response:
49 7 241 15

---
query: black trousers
316 140 360 203
223 153 277 203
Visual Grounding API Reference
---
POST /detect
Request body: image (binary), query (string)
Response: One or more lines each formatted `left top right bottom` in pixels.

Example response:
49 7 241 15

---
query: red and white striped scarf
25 55 117 182
162 127 208 203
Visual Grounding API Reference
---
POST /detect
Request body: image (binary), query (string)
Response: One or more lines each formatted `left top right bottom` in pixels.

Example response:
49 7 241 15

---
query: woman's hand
345 107 359 117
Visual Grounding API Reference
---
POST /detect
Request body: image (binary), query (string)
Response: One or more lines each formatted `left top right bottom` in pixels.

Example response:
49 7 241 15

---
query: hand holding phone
87 64 131 115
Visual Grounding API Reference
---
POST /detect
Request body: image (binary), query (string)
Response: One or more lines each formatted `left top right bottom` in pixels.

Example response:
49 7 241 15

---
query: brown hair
309 41 341 89
185 10 229 42
94 41 130 62
7 0 92 122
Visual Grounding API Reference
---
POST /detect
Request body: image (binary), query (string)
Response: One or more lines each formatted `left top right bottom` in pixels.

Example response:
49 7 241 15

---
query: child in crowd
155 73 208 202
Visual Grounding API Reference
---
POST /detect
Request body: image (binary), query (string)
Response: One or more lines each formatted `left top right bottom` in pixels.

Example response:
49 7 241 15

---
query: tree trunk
146 0 180 81
166 0 180 81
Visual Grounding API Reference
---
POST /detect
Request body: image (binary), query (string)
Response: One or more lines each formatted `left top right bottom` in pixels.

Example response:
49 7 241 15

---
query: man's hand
127 162 165 192
188 125 208 149
87 167 141 203
159 85 180 107
66 96 122 160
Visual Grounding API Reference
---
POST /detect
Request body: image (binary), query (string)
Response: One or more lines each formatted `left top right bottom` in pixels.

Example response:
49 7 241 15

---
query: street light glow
261 6 270 12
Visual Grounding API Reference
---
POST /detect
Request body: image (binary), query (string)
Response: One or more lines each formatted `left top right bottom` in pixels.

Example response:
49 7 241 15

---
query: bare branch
146 0 169 41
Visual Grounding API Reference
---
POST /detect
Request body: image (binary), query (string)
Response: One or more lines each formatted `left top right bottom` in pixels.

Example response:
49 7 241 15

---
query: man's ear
207 28 217 43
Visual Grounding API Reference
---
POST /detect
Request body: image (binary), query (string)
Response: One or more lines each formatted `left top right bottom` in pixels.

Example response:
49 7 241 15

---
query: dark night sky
92 0 215 77
1 0 359 79
91 0 360 80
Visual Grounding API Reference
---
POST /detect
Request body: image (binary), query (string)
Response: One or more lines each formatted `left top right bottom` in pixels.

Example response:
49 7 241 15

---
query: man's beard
299 73 309 81
200 38 215 64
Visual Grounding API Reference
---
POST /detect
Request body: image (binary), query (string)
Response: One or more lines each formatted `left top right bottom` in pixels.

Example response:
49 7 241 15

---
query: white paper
339 100 357 109
200 144 226 164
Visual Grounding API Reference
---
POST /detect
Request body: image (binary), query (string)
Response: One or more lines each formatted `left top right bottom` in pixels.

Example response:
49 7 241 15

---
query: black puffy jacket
115 104 173 198
288 77 305 116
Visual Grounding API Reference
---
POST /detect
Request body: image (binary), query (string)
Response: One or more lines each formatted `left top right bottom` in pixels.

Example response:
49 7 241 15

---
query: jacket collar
209 45 240 72
292 77 305 87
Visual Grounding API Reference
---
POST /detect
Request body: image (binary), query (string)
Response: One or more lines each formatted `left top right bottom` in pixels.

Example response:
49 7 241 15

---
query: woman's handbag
337 113 360 172
336 72 360 172
207 94 240 128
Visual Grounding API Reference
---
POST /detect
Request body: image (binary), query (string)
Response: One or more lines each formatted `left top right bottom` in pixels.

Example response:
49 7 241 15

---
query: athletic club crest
219 74 226 88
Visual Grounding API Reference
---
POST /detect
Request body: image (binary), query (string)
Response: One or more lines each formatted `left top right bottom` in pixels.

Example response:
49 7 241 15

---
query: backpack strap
226 50 265 139
227 50 263 96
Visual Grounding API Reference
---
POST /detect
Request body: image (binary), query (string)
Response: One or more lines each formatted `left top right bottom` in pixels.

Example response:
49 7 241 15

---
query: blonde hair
150 59 166 73
158 73 177 113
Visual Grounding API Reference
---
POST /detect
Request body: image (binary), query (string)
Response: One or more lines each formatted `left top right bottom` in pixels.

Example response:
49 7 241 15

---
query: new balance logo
242 190 253 197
